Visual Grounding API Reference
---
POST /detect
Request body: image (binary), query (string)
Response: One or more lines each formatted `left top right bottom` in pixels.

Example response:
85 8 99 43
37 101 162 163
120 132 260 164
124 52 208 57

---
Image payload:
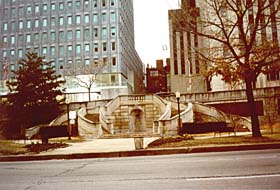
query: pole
177 97 181 135
67 102 71 140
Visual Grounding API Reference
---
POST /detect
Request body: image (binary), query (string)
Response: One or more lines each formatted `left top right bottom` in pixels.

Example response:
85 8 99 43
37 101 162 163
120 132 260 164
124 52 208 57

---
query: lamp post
65 99 71 140
176 91 181 135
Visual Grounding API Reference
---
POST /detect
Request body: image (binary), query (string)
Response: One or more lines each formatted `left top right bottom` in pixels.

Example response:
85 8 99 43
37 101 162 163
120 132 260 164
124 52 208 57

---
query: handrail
158 102 171 120
99 106 113 134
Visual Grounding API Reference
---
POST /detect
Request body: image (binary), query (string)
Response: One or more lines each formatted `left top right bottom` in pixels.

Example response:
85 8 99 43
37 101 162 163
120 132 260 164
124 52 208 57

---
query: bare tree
65 63 104 102
171 0 280 137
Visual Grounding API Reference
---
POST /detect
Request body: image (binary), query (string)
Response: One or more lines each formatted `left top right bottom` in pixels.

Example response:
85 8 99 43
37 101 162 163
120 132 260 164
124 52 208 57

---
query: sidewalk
39 137 159 155
1 133 280 162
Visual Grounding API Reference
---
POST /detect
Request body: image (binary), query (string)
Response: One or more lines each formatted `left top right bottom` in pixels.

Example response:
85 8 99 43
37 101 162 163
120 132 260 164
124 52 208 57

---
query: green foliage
5 52 65 138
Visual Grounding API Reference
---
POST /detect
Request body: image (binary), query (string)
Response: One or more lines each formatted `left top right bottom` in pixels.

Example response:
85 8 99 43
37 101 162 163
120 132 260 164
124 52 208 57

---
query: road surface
0 149 279 189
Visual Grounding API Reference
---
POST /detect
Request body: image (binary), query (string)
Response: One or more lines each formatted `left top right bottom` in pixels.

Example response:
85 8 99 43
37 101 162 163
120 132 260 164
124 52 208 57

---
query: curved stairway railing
77 107 103 138
157 102 193 136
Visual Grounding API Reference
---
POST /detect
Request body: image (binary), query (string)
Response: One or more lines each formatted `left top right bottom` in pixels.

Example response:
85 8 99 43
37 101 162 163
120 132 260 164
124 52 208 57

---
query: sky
133 0 180 66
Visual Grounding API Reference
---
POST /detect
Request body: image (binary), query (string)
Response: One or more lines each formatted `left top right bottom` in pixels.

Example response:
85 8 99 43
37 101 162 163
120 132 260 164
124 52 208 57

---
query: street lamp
65 99 71 140
176 91 181 135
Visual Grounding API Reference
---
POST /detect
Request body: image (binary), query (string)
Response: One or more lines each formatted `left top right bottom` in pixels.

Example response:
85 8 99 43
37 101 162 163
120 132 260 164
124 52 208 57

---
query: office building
0 0 144 99
168 0 280 93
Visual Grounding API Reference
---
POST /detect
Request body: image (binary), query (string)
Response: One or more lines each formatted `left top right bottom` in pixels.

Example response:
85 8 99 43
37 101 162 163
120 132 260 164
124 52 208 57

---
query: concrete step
101 132 161 139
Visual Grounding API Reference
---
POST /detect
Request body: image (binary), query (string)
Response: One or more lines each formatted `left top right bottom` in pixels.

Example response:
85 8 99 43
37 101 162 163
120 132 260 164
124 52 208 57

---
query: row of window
2 41 117 59
2 27 116 45
1 56 117 77
2 12 116 32
2 0 116 17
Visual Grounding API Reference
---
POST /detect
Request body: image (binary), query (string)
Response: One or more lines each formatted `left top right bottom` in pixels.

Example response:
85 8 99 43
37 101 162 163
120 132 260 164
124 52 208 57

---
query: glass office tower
0 0 144 99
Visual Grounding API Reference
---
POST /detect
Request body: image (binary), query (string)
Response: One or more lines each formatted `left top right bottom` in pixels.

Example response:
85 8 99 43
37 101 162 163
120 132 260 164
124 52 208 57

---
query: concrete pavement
1 132 280 162
39 137 159 155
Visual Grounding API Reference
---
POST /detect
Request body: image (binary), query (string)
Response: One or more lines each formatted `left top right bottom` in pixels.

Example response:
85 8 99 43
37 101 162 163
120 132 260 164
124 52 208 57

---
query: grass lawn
0 137 85 155
148 132 280 148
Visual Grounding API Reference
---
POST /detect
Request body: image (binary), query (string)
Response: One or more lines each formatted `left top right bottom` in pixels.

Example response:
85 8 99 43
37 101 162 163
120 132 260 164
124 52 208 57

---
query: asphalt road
0 149 279 190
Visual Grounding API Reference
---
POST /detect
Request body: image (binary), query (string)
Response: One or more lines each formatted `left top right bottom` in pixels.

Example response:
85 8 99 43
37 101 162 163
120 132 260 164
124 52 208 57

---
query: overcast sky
133 0 180 66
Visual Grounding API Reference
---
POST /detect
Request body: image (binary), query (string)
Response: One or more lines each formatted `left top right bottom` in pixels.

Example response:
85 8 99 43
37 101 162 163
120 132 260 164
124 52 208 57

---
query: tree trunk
245 78 262 137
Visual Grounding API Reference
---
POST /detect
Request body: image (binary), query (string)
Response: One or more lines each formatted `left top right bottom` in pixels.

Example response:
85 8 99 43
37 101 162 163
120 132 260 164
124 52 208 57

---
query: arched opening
130 108 146 133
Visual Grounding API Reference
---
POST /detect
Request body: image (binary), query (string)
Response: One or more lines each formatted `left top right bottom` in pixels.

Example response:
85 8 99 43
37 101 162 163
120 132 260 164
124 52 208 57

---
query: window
18 20 23 29
84 29 90 40
42 32 48 43
18 49 23 58
94 58 99 65
19 7 24 15
67 30 73 40
85 44 90 52
102 13 107 22
26 34 31 43
4 8 8 17
58 60 63 70
85 59 90 65
103 42 107 51
10 36 15 44
59 2 64 10
10 49 15 57
59 17 64 26
34 47 39 54
51 3 56 11
111 0 115 6
84 14 90 24
35 5 40 13
102 0 106 7
93 28 98 37
11 8 16 17
67 16 72 25
51 17 56 26
102 27 107 37
111 41 116 51
112 57 116 66
34 33 39 42
42 47 47 55
75 1 81 9
51 32 56 41
67 45 73 55
67 1 73 10
11 22 16 31
2 50 7 58
34 19 39 28
76 29 81 39
93 0 98 8
42 4 48 12
93 14 98 23
111 12 116 22
50 46 56 56
2 36 7 43
76 59 81 65
10 64 15 71
26 6 32 14
103 57 108 65
111 26 116 36
76 15 81 24
42 18 48 27
84 0 89 9
3 22 8 31
59 46 64 56
18 35 23 44
59 31 64 40
94 42 98 52
76 44 81 54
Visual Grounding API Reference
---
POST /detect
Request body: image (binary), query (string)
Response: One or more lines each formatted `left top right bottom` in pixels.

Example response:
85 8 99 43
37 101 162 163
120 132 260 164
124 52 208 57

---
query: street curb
1 143 280 162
